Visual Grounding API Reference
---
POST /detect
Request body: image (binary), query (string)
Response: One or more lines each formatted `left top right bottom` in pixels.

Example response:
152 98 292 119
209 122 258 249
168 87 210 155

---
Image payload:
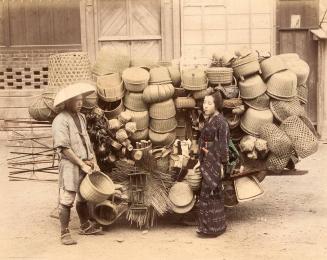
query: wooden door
276 0 319 123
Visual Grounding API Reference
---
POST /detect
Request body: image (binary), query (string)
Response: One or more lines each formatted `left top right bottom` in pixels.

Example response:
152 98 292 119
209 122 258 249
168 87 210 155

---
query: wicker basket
149 66 172 84
225 112 241 129
168 66 181 87
29 95 57 121
142 84 175 104
270 98 306 122
280 115 318 158
150 117 177 133
284 59 310 85
124 91 148 112
266 153 292 171
297 84 308 104
232 53 261 80
125 109 149 130
149 129 176 147
205 67 233 85
174 97 196 109
239 74 267 100
149 99 176 119
42 87 63 113
122 67 150 92
267 70 297 99
100 99 125 120
94 200 123 226
80 171 115 203
97 73 124 102
181 68 208 91
244 93 270 111
48 52 92 88
240 108 273 136
223 97 243 109
260 56 287 80
192 87 214 100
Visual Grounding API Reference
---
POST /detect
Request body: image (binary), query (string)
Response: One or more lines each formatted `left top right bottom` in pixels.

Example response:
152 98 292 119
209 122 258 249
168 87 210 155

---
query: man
52 82 102 245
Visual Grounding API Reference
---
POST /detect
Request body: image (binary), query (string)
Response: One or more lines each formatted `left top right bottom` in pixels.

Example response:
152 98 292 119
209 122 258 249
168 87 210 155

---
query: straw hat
54 82 96 107
124 91 148 112
244 93 270 111
168 182 194 207
260 56 287 80
239 74 267 100
205 67 233 85
270 98 306 122
266 70 297 99
122 67 150 92
149 66 172 84
125 109 149 130
181 68 208 91
170 195 196 214
102 99 125 120
240 108 273 136
97 73 124 102
234 176 264 202
142 84 175 104
232 52 261 80
130 128 149 142
168 66 181 87
150 117 177 133
149 99 176 119
284 59 310 85
297 84 308 104
174 97 196 109
149 129 176 147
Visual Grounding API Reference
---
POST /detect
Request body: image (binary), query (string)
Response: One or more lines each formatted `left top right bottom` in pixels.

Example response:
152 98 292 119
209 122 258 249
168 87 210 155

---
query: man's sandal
61 232 77 245
79 221 103 235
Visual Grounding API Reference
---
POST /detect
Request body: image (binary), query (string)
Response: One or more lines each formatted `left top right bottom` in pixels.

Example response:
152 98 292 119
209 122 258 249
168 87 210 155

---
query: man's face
66 95 83 113
203 95 216 116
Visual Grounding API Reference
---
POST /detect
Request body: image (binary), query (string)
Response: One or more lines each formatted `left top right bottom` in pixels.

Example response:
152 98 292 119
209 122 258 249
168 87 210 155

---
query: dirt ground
0 140 327 260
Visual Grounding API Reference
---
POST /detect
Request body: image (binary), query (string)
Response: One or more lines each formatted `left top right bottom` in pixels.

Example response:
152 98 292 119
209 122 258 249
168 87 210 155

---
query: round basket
266 153 292 171
239 74 267 100
266 70 297 99
130 128 149 141
174 97 196 109
149 66 172 84
184 162 202 191
99 99 124 120
280 115 318 158
97 73 124 102
28 96 56 121
192 87 214 100
205 67 233 85
168 66 181 87
93 200 119 226
284 59 310 86
142 84 175 104
297 84 308 104
168 182 194 207
259 123 293 156
232 53 261 80
80 171 115 203
48 52 92 88
260 56 287 80
122 67 150 92
149 99 176 119
124 91 148 112
181 68 208 91
240 108 273 136
125 109 149 130
270 98 306 122
149 129 176 147
244 92 270 111
150 117 177 133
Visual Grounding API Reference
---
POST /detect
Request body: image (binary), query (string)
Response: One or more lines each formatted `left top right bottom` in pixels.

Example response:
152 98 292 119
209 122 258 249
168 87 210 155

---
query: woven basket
192 87 214 100
100 99 125 120
284 59 310 86
93 200 121 226
267 70 297 99
239 74 267 100
232 53 261 80
80 171 115 203
150 117 177 133
205 67 233 85
270 98 306 122
122 67 150 92
149 99 176 119
149 129 176 147
92 46 130 75
184 162 202 191
244 93 270 111
181 68 208 91
240 108 273 136
168 66 181 87
280 116 318 158
174 97 196 109
266 153 292 171
223 97 243 109
130 128 149 141
125 109 149 130
48 52 92 88
142 84 175 104
29 95 56 121
216 80 239 99
149 66 172 84
168 182 194 207
225 112 241 129
259 123 293 156
297 84 308 104
124 91 148 112
42 87 63 113
97 73 124 102
260 56 287 80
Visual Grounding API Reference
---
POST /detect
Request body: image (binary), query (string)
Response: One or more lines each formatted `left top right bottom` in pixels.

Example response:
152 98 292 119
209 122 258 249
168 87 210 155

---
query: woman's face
203 95 216 116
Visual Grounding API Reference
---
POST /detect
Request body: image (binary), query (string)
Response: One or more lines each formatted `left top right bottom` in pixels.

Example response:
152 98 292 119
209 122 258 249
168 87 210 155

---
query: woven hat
239 74 267 100
122 67 150 92
232 52 261 80
97 73 124 102
240 108 273 136
280 116 318 158
29 95 56 121
149 129 176 147
234 176 264 202
168 66 181 87
130 57 157 70
181 68 208 91
192 87 214 100
168 182 194 207
130 128 149 142
149 66 172 84
297 84 308 104
101 99 125 120
266 152 292 171
267 70 297 99
259 123 293 156
205 67 233 85
125 109 149 130
244 92 270 111
174 97 196 109
150 117 177 133
284 59 310 86
277 53 300 63
48 52 92 88
149 99 176 119
124 91 148 112
92 46 130 76
260 56 287 80
170 195 196 214
270 98 306 122
142 84 175 104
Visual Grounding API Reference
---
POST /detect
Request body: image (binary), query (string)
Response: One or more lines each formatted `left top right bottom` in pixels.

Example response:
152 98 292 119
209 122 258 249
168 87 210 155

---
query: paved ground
0 140 327 260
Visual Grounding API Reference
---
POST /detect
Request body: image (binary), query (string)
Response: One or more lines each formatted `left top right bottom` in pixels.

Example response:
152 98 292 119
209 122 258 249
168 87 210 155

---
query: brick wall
0 45 82 90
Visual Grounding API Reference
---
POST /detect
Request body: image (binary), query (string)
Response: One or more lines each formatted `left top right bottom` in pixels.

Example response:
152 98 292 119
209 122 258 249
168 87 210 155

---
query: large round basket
93 200 120 226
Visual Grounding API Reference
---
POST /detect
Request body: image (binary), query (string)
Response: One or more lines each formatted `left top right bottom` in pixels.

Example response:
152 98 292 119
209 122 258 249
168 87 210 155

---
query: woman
197 92 230 238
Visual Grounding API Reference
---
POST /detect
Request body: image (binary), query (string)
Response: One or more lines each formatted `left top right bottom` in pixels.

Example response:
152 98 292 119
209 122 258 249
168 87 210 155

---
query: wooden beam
98 35 162 41
3 0 10 46
172 0 181 58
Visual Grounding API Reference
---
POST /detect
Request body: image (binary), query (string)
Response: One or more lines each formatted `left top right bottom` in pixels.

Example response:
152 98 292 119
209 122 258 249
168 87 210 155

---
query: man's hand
93 164 100 172
81 163 93 174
